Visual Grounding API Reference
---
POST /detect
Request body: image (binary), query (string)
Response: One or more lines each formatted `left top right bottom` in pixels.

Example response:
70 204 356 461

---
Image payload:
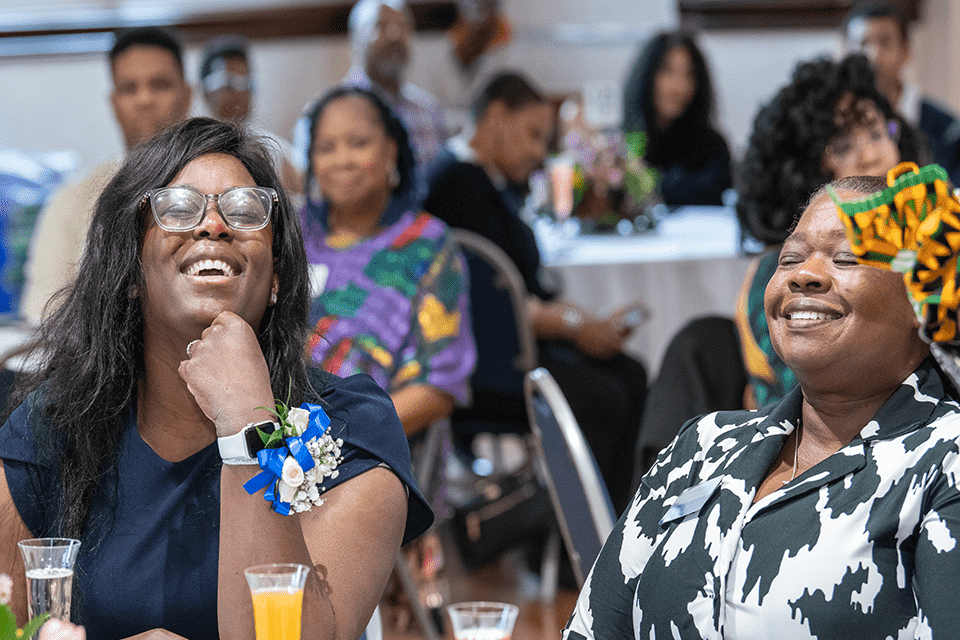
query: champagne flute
17 538 81 622
244 563 310 640
549 155 576 222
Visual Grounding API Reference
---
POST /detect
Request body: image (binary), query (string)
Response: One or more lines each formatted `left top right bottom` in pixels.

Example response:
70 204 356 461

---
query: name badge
309 264 329 296
660 476 723 525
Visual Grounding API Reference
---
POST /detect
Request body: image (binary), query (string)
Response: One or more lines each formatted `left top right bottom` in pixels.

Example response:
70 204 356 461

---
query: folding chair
524 367 616 593
448 228 537 452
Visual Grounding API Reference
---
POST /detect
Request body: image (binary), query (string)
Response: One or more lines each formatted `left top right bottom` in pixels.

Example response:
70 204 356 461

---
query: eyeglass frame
140 185 278 232
202 68 253 94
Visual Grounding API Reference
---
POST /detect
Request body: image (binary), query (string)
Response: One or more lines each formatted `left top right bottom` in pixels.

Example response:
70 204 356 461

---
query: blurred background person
199 35 303 196
20 26 191 326
300 85 473 631
842 0 960 183
633 53 925 484
621 30 732 206
426 71 647 513
425 0 511 135
295 0 447 201
301 85 473 437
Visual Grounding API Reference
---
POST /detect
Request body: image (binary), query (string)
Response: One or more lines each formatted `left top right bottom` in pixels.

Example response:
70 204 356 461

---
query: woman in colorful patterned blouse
300 86 475 437
567 174 960 639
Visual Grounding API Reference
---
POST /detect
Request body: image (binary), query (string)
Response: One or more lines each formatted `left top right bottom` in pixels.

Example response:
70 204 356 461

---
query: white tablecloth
538 207 754 377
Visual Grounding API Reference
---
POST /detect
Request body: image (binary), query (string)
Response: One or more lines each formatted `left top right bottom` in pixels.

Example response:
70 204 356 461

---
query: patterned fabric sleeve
735 249 798 408
391 229 476 404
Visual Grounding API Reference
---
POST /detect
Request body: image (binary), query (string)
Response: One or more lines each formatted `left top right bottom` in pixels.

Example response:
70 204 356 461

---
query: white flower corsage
242 401 344 515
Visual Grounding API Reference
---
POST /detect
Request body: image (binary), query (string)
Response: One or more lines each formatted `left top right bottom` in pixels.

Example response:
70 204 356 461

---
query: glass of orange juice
244 563 310 640
447 602 519 640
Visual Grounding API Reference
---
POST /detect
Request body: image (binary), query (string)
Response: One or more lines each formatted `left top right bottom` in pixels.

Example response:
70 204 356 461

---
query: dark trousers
540 340 647 515
631 316 746 492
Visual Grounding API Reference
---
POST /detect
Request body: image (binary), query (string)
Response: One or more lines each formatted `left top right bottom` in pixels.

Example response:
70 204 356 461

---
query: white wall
0 0 955 179
912 0 959 111
700 30 839 157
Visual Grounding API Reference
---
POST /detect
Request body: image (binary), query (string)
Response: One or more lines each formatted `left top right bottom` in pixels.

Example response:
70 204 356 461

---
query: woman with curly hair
622 30 732 206
736 52 926 408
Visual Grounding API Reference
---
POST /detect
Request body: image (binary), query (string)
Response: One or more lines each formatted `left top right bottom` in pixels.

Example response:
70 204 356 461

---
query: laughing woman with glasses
0 118 433 640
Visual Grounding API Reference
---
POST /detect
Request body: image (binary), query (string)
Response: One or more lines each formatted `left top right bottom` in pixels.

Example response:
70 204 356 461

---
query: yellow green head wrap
829 162 960 343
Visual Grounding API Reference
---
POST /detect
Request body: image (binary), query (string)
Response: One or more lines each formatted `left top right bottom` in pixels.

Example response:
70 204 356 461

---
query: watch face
244 421 279 456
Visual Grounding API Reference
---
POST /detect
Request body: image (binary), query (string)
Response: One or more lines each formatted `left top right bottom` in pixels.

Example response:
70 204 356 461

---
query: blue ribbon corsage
242 402 342 515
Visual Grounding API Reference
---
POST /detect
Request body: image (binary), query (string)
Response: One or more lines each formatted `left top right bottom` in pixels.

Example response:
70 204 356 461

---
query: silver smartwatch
562 306 585 335
218 420 279 463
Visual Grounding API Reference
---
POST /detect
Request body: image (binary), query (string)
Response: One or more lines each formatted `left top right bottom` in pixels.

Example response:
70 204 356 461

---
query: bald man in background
295 0 446 201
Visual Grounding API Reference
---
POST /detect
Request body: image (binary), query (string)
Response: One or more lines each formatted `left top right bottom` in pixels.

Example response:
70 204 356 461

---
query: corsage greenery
0 574 49 640
242 399 343 516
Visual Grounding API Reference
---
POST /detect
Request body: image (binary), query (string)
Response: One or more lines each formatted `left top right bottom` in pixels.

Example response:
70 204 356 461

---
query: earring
270 291 278 305
389 166 400 188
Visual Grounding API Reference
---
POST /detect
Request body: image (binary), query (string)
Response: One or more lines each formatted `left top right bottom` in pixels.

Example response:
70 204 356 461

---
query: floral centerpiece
0 573 49 640
560 123 659 230
242 400 343 516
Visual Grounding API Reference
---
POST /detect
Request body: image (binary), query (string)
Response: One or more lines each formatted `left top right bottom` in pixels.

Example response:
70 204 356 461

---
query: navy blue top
0 370 433 640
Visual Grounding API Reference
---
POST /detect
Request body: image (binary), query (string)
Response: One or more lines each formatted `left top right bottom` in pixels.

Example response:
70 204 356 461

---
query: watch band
222 457 261 466
218 420 278 460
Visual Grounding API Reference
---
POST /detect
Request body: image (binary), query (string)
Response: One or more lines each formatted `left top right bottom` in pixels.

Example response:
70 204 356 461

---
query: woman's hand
177 311 276 436
39 619 85 640
573 316 628 360
529 298 629 360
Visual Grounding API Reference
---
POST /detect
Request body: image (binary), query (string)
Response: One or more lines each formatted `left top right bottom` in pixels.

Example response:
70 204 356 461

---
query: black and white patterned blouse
564 358 960 639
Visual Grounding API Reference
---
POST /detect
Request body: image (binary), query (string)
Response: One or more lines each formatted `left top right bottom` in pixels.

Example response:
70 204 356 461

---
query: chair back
450 228 536 398
524 367 616 587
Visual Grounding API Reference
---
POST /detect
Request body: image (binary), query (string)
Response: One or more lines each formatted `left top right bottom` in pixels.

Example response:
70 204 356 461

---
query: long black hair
737 53 927 247
14 117 312 538
622 30 719 170
302 86 417 206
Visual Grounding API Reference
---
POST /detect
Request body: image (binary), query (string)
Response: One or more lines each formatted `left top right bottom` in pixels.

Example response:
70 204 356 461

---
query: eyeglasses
202 69 252 94
142 186 277 231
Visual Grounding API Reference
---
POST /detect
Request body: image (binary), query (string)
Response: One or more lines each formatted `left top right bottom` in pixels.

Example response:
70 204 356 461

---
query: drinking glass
447 601 519 640
17 538 81 622
244 563 310 640
549 155 576 222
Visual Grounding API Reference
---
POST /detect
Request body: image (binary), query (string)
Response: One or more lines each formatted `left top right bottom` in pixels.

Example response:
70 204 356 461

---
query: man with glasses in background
199 36 302 196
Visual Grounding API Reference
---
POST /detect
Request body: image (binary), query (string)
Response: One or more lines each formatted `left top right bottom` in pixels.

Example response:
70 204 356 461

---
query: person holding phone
426 71 648 512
